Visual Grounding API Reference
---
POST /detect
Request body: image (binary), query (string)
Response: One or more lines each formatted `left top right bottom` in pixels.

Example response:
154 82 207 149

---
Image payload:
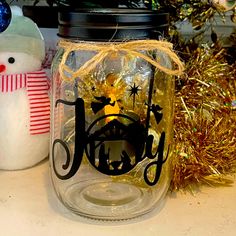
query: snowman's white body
0 52 49 170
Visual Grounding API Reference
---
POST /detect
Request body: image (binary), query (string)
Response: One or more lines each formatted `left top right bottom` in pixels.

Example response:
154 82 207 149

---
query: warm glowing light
105 93 120 122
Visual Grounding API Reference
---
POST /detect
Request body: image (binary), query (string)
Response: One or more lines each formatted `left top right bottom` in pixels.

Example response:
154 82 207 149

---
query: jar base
61 179 159 221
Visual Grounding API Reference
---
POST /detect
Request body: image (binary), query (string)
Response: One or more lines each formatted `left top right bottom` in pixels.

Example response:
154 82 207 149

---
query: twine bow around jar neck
58 39 185 82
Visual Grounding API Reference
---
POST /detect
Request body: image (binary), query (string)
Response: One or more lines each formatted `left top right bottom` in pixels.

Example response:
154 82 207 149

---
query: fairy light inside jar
104 74 121 122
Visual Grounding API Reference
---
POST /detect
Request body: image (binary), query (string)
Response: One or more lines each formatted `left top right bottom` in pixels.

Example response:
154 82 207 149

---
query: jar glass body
50 41 174 220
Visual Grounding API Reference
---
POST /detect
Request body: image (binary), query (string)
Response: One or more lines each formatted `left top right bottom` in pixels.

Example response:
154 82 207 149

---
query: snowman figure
0 6 50 170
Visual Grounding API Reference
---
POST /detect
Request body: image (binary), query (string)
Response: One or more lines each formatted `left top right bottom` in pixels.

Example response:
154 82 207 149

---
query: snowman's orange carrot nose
0 64 6 73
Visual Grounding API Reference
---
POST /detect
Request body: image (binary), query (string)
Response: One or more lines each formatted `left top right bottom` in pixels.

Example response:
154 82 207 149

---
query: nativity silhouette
86 117 146 175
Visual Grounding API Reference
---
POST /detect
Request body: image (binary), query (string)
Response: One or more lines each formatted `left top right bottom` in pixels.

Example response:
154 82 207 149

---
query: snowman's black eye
8 57 15 64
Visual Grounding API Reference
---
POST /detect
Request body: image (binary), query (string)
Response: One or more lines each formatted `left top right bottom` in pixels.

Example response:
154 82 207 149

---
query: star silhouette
128 83 141 109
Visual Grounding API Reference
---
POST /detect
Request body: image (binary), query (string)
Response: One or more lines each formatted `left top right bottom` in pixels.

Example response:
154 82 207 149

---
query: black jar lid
58 8 169 41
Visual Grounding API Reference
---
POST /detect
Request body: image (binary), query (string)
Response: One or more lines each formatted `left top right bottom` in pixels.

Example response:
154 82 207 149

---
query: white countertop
0 160 236 236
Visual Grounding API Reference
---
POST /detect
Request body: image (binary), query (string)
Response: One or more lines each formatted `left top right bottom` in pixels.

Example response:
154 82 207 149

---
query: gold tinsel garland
171 44 236 191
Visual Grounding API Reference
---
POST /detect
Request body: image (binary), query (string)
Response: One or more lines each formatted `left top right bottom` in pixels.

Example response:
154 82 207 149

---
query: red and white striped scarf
0 70 50 135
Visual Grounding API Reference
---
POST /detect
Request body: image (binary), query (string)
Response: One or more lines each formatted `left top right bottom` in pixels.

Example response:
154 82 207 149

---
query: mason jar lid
58 8 169 41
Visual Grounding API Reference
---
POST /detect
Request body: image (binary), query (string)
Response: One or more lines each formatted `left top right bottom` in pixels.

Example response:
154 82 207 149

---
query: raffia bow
58 39 184 82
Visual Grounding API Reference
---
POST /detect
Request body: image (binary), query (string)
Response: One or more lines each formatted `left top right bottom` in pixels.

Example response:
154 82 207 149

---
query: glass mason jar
50 9 182 220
